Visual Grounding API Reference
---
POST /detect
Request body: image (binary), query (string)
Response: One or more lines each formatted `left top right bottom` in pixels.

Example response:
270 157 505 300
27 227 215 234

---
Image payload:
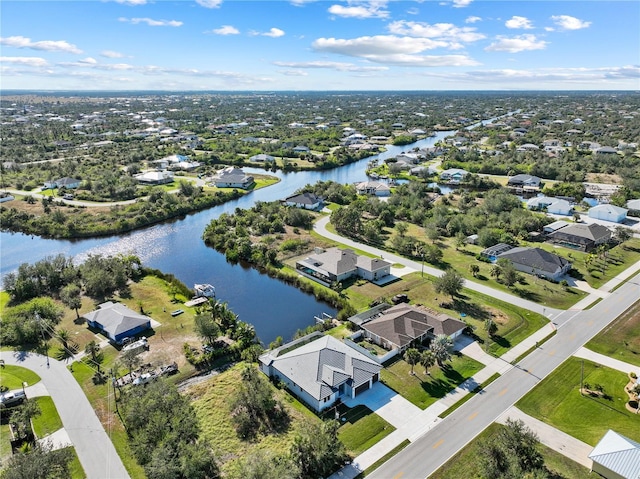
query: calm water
0 132 452 343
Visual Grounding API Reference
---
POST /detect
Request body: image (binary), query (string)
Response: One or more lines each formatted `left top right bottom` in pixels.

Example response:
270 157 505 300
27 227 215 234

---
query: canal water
0 131 453 343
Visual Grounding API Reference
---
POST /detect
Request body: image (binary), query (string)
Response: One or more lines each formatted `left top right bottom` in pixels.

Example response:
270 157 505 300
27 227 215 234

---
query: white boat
194 283 216 298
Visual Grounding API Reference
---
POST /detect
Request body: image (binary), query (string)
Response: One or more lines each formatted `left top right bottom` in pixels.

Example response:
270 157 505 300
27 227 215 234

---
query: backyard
516 357 640 446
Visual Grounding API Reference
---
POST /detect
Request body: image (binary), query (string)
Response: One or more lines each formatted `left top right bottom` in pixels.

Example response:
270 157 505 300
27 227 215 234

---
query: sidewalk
573 347 640 376
599 259 640 293
497 407 593 468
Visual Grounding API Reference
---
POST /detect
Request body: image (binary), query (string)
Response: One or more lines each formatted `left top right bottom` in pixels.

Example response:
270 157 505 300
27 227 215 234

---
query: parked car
132 373 156 386
0 390 26 408
160 362 178 376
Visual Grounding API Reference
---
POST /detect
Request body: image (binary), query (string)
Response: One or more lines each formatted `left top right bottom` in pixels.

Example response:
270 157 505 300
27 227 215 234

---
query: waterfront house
355 181 391 197
134 170 174 185
84 302 151 344
588 204 628 224
507 174 542 190
547 223 611 251
283 192 323 210
249 153 275 163
259 333 381 413
212 166 255 189
439 168 469 183
296 247 391 285
496 247 571 281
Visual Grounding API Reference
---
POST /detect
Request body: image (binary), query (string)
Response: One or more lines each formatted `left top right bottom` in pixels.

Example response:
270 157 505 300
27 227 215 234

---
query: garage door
355 381 370 396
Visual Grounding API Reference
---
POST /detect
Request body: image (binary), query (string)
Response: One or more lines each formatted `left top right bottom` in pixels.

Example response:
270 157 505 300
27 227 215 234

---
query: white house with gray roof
296 247 391 285
588 204 628 224
589 430 640 479
259 333 381 412
497 247 571 281
212 166 254 189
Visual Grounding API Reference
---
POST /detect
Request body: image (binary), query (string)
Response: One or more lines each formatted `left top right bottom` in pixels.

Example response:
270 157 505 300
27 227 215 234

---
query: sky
1 0 639 91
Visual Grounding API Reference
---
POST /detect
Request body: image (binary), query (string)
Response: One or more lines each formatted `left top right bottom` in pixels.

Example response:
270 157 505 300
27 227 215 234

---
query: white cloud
101 50 125 58
196 0 222 8
119 17 183 27
485 34 547 53
465 16 481 24
505 16 533 29
388 20 485 44
366 53 479 67
452 0 473 8
210 25 240 35
273 60 387 72
328 1 390 19
250 28 285 37
280 70 309 76
0 36 82 54
550 15 591 31
112 0 147 5
58 58 134 70
0 56 49 67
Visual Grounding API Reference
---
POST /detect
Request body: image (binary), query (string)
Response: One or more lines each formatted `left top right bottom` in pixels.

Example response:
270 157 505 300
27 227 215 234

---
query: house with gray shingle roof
84 301 151 344
496 247 571 281
212 166 254 189
259 333 381 412
547 223 611 251
589 430 640 479
296 247 391 285
283 192 323 210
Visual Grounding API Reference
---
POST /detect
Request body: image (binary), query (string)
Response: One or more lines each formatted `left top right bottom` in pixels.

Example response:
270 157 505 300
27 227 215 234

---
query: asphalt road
368 275 640 478
0 351 130 479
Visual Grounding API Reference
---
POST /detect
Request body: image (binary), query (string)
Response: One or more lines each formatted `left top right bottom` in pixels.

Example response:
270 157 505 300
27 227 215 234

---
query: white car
132 373 155 386
0 390 26 408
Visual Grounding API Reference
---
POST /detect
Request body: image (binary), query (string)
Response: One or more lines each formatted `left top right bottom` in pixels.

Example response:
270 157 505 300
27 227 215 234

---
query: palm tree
469 264 480 278
420 350 436 376
84 340 101 369
57 329 70 351
430 334 453 367
404 348 421 375
490 265 502 281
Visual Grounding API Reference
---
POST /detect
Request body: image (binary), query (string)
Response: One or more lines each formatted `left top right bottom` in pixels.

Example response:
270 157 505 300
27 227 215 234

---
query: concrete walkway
1 351 130 479
573 347 640 376
38 428 73 451
497 407 593 468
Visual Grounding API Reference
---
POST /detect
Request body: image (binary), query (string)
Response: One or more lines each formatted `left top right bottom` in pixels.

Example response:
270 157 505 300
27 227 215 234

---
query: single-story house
296 247 391 284
496 247 571 281
283 192 323 210
526 196 573 216
547 223 612 251
134 170 174 185
43 177 81 189
594 146 618 155
439 168 469 183
249 153 275 163
588 204 628 224
292 145 310 153
351 303 466 352
543 220 571 234
588 430 640 479
507 174 542 189
259 333 382 412
480 243 514 261
355 181 391 197
212 166 255 189
84 301 151 344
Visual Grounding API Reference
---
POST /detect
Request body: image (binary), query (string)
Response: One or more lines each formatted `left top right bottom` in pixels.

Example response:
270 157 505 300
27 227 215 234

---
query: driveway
1 351 130 479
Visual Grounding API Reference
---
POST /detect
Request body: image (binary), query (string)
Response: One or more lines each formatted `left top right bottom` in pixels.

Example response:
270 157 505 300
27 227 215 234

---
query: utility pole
580 359 584 396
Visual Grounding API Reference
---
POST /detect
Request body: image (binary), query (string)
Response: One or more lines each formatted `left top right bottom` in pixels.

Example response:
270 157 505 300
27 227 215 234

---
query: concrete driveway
342 381 421 429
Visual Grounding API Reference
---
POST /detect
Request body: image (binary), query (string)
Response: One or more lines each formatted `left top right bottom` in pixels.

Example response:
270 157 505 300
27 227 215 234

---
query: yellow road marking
468 412 478 421
393 473 404 479
548 349 556 356
499 388 508 396
433 439 444 449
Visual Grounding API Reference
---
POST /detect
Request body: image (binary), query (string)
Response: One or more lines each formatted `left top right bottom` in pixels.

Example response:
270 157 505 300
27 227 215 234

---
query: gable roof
497 247 570 274
548 223 611 244
589 430 640 479
507 174 541 185
84 302 150 339
589 204 628 216
304 248 391 276
284 192 322 205
627 199 640 210
261 335 381 401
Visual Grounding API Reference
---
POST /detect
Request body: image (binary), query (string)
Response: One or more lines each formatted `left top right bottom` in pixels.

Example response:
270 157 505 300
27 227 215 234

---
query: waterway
0 132 453 343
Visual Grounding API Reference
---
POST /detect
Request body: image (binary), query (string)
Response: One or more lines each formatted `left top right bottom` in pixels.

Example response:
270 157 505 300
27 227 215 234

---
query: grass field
381 353 484 409
336 405 395 457
31 396 63 438
517 357 640 445
585 299 640 367
0 365 41 390
429 423 589 479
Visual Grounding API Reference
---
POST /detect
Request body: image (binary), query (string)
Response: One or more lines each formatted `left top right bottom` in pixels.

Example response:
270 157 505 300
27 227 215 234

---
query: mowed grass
0 365 41 390
585 299 640 367
0 424 12 463
430 423 589 479
336 405 395 457
381 353 484 409
347 272 548 356
517 357 640 445
31 396 63 438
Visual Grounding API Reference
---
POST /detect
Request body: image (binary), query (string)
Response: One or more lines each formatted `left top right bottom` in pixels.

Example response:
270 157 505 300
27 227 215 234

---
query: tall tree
194 312 220 346
430 334 453 367
404 348 421 375
290 420 347 479
420 349 436 375
60 283 82 319
0 442 73 479
434 269 465 302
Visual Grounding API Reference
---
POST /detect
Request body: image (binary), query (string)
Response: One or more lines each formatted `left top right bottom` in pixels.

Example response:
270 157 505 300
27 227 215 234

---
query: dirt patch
585 173 623 184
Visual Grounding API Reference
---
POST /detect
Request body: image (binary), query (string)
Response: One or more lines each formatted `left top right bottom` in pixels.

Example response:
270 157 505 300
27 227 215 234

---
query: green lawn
517 357 640 445
430 423 589 479
585 299 640 367
32 396 63 438
0 291 10 312
0 424 12 464
336 405 395 457
381 353 484 409
0 365 41 390
66 447 87 479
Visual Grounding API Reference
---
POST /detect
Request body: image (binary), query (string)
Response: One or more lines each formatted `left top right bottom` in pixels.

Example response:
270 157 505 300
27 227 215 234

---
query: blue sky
1 0 638 90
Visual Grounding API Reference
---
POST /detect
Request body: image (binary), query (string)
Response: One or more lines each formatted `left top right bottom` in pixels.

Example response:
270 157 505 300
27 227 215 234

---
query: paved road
368 276 640 478
0 351 130 479
314 216 561 318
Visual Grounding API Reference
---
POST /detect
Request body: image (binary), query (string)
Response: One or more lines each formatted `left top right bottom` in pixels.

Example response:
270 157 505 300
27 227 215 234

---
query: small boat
194 283 216 298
